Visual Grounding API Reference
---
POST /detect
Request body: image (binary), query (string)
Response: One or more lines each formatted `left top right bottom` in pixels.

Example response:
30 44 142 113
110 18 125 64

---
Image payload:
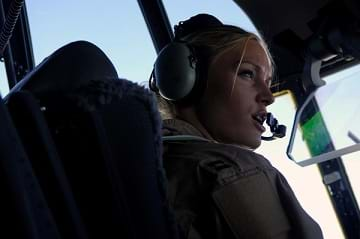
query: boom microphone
261 113 286 141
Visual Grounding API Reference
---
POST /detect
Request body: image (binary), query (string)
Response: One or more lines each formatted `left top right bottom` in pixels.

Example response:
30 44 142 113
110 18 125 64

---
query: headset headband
174 14 248 40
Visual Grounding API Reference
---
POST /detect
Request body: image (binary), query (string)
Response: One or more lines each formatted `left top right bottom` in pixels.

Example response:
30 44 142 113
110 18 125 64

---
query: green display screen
301 111 333 156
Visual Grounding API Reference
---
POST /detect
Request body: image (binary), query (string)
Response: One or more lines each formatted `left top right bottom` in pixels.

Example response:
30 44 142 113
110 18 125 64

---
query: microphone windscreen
275 125 286 138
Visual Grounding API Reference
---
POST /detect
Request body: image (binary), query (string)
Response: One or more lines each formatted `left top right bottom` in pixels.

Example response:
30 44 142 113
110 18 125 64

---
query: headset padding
154 42 197 101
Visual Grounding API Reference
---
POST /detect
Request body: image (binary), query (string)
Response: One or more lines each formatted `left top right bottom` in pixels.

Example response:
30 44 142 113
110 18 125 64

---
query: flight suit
162 119 323 239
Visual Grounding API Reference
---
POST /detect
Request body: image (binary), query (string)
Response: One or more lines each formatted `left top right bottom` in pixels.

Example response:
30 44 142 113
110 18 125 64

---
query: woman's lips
252 118 266 133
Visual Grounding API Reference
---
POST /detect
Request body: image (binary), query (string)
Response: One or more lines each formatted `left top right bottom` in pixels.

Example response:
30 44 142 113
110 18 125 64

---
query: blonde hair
157 27 274 119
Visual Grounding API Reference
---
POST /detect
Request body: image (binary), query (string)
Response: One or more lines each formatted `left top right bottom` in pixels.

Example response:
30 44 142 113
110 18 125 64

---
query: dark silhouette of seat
7 41 178 239
0 95 61 239
6 91 88 239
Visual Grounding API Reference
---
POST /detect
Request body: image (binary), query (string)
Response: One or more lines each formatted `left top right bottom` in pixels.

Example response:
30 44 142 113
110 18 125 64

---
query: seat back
43 79 176 238
6 91 88 239
7 41 178 239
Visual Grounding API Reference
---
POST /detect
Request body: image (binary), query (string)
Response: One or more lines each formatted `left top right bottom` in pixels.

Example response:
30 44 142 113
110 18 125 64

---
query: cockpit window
26 1 156 85
287 63 360 209
0 64 8 96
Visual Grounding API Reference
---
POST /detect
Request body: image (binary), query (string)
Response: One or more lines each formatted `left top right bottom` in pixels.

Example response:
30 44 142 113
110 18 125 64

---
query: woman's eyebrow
241 60 273 84
242 60 272 77
241 60 263 71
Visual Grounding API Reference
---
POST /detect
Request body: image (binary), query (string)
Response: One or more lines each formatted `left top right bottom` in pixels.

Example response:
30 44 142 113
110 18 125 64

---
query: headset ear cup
148 69 159 93
153 42 197 102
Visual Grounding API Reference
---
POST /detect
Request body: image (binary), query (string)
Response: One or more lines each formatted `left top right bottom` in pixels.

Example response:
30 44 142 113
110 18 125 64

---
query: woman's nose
256 82 275 106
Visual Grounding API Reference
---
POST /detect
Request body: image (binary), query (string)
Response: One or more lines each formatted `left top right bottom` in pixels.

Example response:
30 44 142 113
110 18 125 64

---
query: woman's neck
176 107 215 141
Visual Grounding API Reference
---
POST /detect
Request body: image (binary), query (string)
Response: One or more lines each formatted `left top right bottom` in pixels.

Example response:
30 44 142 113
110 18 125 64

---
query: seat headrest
9 41 118 97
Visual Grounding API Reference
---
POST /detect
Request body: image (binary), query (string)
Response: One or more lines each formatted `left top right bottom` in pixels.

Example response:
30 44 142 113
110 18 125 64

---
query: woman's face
198 39 274 149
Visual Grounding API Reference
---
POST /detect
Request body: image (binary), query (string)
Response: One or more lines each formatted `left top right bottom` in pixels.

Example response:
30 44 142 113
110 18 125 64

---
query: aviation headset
149 14 249 104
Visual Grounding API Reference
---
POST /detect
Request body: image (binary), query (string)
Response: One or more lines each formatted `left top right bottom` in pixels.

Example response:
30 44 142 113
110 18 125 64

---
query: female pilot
151 14 323 239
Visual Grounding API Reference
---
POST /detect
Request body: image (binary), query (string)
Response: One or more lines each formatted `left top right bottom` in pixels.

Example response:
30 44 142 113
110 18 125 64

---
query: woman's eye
238 70 255 79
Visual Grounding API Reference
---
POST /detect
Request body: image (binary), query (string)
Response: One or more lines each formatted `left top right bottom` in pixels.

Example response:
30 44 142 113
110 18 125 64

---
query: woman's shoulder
162 118 276 182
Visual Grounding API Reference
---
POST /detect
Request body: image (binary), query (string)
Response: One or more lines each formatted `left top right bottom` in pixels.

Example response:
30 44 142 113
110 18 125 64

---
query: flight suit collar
162 118 207 138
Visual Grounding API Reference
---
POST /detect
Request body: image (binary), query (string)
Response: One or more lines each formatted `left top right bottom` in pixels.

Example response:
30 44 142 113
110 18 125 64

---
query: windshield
0 64 8 96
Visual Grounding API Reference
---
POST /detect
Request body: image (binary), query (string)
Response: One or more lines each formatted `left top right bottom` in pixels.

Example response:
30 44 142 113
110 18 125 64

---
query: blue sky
26 0 256 85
